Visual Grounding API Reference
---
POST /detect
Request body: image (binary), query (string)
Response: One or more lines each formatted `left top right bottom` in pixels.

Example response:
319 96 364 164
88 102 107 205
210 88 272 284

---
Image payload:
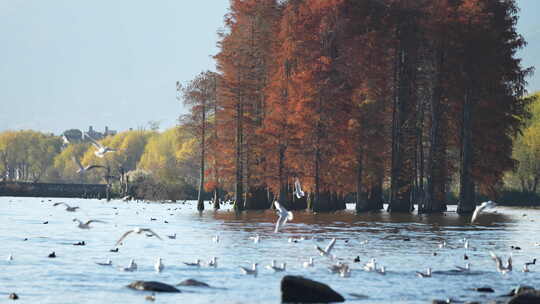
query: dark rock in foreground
177 279 210 287
127 281 180 293
281 275 344 303
507 288 540 304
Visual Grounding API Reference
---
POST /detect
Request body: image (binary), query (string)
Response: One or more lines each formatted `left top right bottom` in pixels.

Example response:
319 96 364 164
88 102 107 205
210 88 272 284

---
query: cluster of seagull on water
5 186 538 298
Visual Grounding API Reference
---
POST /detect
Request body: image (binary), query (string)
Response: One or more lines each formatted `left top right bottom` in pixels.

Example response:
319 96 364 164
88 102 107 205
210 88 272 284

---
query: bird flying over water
293 178 305 199
316 238 336 259
85 133 116 158
53 202 79 212
73 218 106 229
115 228 162 246
490 251 512 274
471 200 497 223
274 201 293 233
72 156 104 174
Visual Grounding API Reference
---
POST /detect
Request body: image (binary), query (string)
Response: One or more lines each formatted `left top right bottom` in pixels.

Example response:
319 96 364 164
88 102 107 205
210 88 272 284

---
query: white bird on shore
471 201 497 223
183 259 201 267
53 202 79 212
96 258 112 266
240 263 258 276
73 218 106 229
416 268 432 278
490 252 512 274
120 259 137 272
274 201 293 233
293 178 305 199
316 238 336 259
72 156 104 174
250 234 260 244
303 257 314 268
85 133 116 158
208 257 218 268
155 257 164 272
115 228 162 246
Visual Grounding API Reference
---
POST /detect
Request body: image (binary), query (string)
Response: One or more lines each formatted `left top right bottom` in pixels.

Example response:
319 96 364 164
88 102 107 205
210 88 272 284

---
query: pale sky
0 0 538 134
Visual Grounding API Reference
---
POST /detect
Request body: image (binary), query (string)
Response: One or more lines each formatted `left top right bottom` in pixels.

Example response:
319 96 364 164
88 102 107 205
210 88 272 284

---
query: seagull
316 238 336 259
183 259 201 267
120 259 137 272
363 258 377 272
115 228 162 246
240 263 258 276
53 202 79 212
454 263 471 272
73 218 106 229
208 257 218 268
490 252 512 274
329 262 347 273
376 266 386 275
303 257 314 268
250 234 260 244
293 178 305 199
339 265 351 278
167 233 176 239
267 262 286 272
471 200 497 223
464 239 469 250
438 240 447 249
85 133 116 158
416 268 432 278
72 156 104 174
155 257 164 272
274 201 293 233
96 258 112 266
212 234 220 243
7 253 13 261
523 264 531 272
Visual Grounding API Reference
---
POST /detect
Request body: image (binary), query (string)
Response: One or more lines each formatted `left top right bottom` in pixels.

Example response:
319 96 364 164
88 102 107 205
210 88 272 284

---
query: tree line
181 0 535 213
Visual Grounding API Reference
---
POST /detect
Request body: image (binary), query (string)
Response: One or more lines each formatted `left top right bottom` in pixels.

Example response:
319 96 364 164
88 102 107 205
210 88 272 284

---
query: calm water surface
1 197 539 303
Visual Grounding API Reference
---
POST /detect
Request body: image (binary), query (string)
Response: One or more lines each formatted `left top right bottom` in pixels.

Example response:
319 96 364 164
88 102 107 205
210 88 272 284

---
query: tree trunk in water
234 100 244 211
355 162 370 212
212 189 220 209
458 89 475 214
197 101 206 211
390 16 417 213
245 186 269 210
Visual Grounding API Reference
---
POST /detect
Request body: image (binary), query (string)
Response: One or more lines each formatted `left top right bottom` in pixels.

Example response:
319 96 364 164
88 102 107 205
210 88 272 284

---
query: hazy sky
0 0 538 134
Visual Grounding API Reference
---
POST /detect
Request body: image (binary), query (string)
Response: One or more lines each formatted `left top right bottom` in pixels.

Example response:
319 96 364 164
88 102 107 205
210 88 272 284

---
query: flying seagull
316 238 337 258
274 201 293 233
73 218 106 229
293 178 305 199
115 228 162 246
53 202 79 212
85 133 116 158
72 156 104 174
490 252 512 274
471 200 497 223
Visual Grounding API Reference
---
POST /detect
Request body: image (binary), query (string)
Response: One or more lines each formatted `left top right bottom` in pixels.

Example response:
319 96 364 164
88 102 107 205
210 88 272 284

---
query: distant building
61 126 117 146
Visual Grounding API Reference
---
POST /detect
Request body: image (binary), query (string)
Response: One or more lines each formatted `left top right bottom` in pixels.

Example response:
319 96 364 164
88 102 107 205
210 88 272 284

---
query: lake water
1 197 539 303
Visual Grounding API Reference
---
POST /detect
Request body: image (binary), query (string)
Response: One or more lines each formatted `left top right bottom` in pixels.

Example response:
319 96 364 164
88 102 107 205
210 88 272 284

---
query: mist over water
1 197 539 303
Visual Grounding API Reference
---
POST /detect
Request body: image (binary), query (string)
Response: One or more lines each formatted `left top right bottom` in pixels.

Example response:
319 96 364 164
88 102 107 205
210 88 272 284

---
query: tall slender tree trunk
197 100 206 211
234 98 244 211
390 16 418 213
458 88 475 214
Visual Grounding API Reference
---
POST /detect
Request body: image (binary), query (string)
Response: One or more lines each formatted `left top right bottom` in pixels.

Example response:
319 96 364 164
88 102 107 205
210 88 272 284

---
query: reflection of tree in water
208 207 512 238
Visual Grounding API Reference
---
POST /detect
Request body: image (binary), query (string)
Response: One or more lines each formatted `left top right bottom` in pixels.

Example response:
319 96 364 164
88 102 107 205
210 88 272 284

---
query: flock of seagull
4 176 537 303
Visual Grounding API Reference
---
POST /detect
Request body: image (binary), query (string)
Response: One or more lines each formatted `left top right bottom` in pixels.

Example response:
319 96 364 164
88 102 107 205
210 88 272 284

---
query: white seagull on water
239 263 258 276
53 202 79 212
96 258 112 266
115 228 162 246
471 200 497 224
120 259 137 272
85 133 117 158
274 201 293 233
155 257 164 272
